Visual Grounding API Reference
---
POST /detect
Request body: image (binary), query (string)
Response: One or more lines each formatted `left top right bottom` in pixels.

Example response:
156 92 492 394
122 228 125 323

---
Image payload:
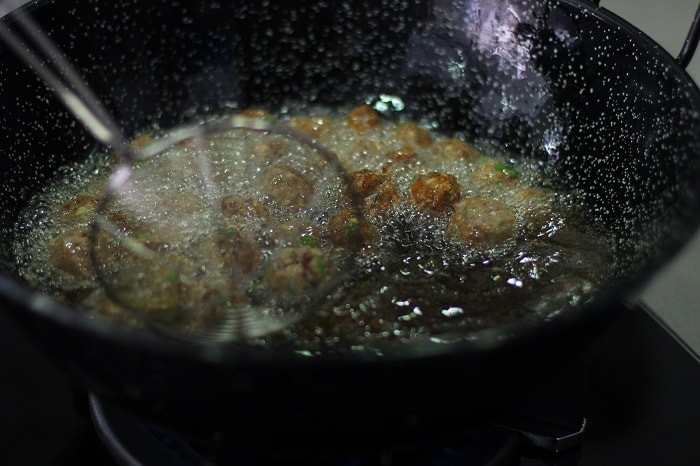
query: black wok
0 0 699 448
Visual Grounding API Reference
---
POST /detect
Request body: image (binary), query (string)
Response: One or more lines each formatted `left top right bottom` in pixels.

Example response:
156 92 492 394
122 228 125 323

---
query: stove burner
89 390 586 466
90 394 527 466
7 304 700 465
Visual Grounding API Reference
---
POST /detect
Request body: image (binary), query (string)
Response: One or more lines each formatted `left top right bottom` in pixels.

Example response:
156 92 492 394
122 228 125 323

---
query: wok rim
1 0 699 366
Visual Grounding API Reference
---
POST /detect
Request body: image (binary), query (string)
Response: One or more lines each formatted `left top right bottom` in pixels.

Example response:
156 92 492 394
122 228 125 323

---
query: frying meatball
370 183 400 216
161 190 203 217
215 228 261 274
350 169 399 216
249 139 289 160
351 168 384 196
264 221 321 249
326 208 377 249
434 138 480 161
57 195 99 225
447 197 516 247
410 172 461 213
288 116 333 139
263 165 315 209
23 103 606 345
93 230 199 316
48 230 92 279
473 157 521 186
385 146 417 163
510 188 557 233
220 195 270 219
91 221 181 277
348 105 381 132
263 246 332 293
395 122 432 147
353 138 382 159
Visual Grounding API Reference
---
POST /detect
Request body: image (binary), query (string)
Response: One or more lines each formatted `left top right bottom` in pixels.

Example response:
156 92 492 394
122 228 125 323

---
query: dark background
3 305 700 465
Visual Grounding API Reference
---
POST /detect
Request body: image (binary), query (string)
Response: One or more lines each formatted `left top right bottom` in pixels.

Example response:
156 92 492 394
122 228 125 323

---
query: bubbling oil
12 104 615 353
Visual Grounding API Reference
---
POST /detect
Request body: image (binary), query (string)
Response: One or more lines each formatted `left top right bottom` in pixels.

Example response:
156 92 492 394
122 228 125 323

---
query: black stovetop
1 304 700 465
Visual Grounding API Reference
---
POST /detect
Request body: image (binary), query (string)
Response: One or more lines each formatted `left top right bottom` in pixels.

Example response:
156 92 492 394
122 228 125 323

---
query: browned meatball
215 228 261 274
161 190 203 217
288 116 333 139
350 169 399 216
265 221 322 249
385 146 417 163
48 230 92 279
510 188 556 232
57 195 99 225
348 105 381 132
92 221 181 277
130 223 182 251
447 197 516 247
326 208 377 249
351 169 384 196
108 269 194 316
410 172 461 213
93 229 200 316
263 246 332 293
263 165 315 209
434 138 480 160
196 287 249 327
371 183 400 216
473 157 521 186
220 195 270 219
395 122 432 147
249 139 289 160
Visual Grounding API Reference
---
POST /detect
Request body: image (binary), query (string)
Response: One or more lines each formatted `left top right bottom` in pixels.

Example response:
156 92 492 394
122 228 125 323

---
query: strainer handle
593 0 700 69
678 3 700 68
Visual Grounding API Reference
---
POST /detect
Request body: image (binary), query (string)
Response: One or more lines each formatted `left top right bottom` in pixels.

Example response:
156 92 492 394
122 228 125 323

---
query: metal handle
595 0 699 69
678 3 700 68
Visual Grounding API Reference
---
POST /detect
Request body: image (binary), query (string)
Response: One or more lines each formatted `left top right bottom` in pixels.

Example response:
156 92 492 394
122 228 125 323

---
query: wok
0 0 699 448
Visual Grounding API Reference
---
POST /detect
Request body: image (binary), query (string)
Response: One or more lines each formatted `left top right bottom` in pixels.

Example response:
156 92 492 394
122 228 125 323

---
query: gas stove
2 303 700 465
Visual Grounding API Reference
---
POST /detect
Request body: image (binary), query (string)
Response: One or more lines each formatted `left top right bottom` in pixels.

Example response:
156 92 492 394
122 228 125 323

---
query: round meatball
447 197 516 247
289 116 333 139
48 230 92 279
91 232 194 316
434 138 480 160
510 188 557 233
264 221 321 249
395 122 432 147
215 228 261 274
410 172 461 213
351 169 384 196
57 195 99 225
263 165 315 209
473 157 521 187
326 208 377 249
350 169 399 216
370 183 400 216
348 105 381 132
385 146 417 163
161 190 203 217
220 195 270 219
263 246 332 293
249 139 289 161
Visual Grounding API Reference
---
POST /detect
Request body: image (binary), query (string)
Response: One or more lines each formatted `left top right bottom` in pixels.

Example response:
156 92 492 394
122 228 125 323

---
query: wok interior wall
0 0 699 281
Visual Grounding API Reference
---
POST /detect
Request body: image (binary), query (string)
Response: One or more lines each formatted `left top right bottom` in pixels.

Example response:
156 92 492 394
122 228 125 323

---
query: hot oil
12 104 615 352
